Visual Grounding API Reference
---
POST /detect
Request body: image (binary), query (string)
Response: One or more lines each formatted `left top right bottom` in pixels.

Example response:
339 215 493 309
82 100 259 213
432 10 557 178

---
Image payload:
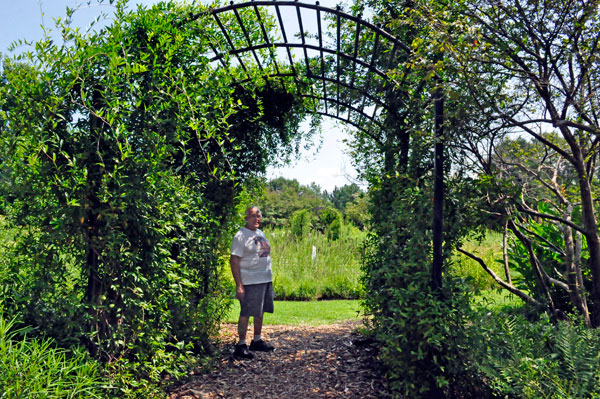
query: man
230 205 275 359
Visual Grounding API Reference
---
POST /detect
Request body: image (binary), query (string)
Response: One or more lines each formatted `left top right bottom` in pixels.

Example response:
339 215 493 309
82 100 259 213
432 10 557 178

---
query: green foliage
472 289 522 313
364 205 473 398
257 177 329 228
0 314 103 399
470 312 600 398
268 227 365 300
326 215 342 241
1 0 237 369
344 191 370 230
451 231 506 290
289 209 313 238
362 176 479 398
287 203 343 240
0 1 312 395
313 206 343 240
508 210 588 313
257 178 356 236
326 183 362 212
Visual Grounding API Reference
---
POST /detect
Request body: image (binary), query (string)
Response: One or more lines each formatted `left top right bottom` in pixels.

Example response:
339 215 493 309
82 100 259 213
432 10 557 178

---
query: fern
472 312 600 399
547 322 600 397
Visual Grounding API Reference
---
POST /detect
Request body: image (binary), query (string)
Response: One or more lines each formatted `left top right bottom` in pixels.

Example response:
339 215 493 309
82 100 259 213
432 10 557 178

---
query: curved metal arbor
189 1 445 287
190 0 411 138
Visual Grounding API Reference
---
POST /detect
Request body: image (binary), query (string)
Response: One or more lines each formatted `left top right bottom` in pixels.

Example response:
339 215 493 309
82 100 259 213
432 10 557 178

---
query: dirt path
169 321 386 399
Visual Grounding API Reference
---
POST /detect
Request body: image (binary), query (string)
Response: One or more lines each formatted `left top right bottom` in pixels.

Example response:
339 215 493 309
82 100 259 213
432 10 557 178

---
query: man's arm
230 255 245 301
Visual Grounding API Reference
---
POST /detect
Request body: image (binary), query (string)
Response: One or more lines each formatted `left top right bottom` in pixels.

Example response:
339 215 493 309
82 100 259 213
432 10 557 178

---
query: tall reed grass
267 225 366 300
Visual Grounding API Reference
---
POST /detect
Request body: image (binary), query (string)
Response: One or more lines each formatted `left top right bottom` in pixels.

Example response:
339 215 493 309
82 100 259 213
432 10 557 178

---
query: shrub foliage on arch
0 0 314 370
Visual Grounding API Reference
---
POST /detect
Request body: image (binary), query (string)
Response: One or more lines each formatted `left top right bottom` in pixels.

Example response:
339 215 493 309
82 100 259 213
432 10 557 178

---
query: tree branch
516 205 587 235
456 246 543 308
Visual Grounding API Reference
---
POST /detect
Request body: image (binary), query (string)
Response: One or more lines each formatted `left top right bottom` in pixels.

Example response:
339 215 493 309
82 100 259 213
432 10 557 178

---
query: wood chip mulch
169 321 388 399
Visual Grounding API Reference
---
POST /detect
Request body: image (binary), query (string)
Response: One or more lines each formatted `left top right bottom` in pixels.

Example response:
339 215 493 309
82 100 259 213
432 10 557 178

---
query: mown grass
224 299 363 325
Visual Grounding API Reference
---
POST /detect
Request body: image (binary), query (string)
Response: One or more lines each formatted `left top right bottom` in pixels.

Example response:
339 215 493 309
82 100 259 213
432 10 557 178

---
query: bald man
230 206 275 359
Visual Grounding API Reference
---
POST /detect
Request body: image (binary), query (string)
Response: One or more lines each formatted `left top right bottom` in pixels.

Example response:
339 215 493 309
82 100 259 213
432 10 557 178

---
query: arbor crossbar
191 0 411 138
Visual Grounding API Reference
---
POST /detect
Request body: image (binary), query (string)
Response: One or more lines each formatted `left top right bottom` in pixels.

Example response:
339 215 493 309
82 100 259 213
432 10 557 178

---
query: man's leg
249 312 274 352
253 313 264 340
238 315 250 344
234 313 253 359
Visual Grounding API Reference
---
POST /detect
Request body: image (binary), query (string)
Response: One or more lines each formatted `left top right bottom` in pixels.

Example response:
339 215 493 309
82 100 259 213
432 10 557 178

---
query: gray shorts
240 282 274 318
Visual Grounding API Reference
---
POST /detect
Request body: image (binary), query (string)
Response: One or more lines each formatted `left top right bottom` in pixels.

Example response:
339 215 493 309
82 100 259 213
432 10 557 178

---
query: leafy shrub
289 206 343 240
314 206 340 230
362 232 479 398
507 211 586 314
326 215 342 240
289 209 313 238
0 2 313 396
314 207 343 240
361 168 493 398
0 315 103 399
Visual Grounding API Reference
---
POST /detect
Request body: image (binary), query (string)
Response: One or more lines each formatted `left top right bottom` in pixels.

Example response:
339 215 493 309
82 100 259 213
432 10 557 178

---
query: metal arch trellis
187 0 412 141
186 0 446 289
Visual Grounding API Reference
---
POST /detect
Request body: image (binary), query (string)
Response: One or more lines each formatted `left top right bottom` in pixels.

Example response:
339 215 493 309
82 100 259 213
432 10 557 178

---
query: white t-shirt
230 227 273 285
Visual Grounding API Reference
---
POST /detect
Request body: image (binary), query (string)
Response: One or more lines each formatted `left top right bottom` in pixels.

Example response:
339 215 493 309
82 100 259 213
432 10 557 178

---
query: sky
0 0 361 193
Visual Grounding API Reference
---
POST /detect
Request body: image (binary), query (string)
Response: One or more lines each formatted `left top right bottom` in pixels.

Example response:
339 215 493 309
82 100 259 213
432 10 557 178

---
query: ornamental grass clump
0 315 103 399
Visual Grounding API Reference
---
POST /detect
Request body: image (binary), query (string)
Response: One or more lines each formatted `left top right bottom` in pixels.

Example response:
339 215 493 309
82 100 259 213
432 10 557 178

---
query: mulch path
169 321 387 399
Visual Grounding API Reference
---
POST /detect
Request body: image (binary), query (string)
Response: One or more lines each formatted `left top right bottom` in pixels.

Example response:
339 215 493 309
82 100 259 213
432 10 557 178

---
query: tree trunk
563 203 591 326
431 79 444 291
563 138 600 326
509 221 561 317
503 221 512 285
575 167 600 326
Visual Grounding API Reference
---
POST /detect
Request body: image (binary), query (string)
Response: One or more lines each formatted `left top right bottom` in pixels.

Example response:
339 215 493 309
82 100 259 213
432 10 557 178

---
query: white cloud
266 119 362 192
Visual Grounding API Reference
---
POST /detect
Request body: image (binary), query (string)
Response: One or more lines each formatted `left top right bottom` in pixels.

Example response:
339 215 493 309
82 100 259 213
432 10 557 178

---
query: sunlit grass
472 288 522 312
451 231 508 290
224 299 363 325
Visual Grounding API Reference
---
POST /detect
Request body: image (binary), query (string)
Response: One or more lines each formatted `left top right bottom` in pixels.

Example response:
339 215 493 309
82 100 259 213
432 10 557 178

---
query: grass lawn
472 288 523 311
224 299 364 325
223 291 523 326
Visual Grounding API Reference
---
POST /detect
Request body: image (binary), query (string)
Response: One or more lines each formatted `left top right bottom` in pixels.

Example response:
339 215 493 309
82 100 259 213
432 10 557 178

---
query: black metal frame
190 0 411 139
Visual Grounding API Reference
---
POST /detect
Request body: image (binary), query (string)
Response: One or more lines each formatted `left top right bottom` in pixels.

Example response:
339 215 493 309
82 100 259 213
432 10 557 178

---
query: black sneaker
249 339 275 352
233 344 254 359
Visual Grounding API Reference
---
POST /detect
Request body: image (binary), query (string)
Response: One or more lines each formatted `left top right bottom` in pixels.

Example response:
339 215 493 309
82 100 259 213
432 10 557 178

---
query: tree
344 190 370 230
359 0 600 327
256 177 329 228
326 183 362 212
432 0 600 326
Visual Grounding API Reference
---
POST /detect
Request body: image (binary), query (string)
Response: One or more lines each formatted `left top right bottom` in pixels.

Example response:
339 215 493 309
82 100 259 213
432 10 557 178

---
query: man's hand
236 284 245 301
